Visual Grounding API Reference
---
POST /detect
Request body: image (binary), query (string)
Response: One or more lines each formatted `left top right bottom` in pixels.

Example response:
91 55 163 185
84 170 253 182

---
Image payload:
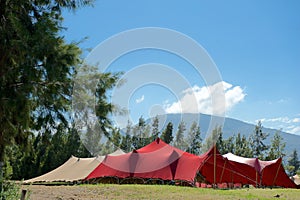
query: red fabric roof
223 153 297 188
260 158 296 188
86 138 201 182
223 153 261 172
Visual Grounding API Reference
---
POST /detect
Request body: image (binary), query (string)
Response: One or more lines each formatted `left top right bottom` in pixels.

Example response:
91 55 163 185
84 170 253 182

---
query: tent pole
272 162 281 187
255 171 258 188
219 159 227 183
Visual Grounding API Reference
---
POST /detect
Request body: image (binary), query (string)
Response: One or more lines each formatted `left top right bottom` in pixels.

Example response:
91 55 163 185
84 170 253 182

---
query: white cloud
164 81 246 115
135 95 145 104
259 117 300 124
256 116 300 135
289 126 300 134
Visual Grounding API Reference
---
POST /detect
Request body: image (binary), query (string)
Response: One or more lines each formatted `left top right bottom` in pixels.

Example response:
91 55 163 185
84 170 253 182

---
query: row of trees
3 113 300 180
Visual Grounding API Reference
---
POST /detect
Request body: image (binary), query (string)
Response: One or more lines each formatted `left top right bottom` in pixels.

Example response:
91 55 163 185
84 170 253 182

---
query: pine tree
132 116 149 149
120 135 132 153
73 65 122 155
100 140 114 155
174 121 188 150
249 121 269 159
0 0 93 174
223 135 235 154
287 149 300 176
186 121 202 155
215 126 225 154
202 126 220 153
241 135 253 157
266 130 286 160
120 121 133 152
151 116 160 139
111 128 122 151
234 133 253 157
83 123 103 156
65 126 90 158
234 133 243 155
161 122 174 144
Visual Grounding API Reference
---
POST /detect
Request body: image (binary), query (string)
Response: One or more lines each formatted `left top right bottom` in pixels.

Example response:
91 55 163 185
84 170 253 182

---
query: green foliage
0 0 95 160
4 124 91 180
111 128 122 151
215 126 224 153
222 135 235 154
234 133 253 157
249 121 269 159
151 116 160 139
266 130 286 160
73 64 123 155
287 149 300 176
173 121 188 150
131 116 151 149
0 181 22 200
202 126 220 153
100 140 114 155
161 122 174 144
186 121 202 155
0 0 94 187
203 127 254 157
120 134 133 153
120 121 133 152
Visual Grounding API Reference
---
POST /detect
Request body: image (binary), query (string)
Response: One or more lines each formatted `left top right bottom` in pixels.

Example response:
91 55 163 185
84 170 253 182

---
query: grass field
24 184 300 200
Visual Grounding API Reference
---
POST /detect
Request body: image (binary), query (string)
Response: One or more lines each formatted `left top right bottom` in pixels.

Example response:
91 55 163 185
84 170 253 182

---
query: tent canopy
223 153 297 188
25 138 298 188
293 175 300 185
198 146 257 185
24 149 125 183
86 138 201 182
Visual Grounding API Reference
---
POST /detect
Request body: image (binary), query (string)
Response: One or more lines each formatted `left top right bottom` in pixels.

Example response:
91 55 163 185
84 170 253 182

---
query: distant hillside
145 113 300 158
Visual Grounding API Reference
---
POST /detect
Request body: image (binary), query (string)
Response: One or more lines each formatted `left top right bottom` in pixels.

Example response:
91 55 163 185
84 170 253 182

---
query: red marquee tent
260 158 296 188
86 138 201 183
198 146 257 185
85 138 297 188
223 153 297 188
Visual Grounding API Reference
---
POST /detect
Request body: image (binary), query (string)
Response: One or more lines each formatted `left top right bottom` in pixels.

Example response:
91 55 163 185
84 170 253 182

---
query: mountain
145 113 300 158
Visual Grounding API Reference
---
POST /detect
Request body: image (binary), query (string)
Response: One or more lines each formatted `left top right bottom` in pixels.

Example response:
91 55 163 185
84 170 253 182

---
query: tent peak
155 137 161 144
132 149 138 153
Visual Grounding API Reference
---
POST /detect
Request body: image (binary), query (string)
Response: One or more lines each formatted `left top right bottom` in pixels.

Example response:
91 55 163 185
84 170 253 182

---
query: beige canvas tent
293 175 300 185
24 149 125 183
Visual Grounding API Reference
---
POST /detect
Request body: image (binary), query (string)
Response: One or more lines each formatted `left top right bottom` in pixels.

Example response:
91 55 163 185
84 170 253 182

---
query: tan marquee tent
293 175 300 185
24 149 125 183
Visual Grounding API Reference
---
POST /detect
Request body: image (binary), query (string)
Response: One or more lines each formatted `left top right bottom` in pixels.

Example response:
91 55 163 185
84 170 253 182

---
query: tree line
3 115 299 180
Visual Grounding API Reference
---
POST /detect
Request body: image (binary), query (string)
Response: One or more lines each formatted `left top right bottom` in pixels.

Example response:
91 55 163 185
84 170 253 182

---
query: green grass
77 184 300 200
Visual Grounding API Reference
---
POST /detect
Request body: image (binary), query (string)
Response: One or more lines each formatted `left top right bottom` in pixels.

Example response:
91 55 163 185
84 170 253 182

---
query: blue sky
63 0 300 135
